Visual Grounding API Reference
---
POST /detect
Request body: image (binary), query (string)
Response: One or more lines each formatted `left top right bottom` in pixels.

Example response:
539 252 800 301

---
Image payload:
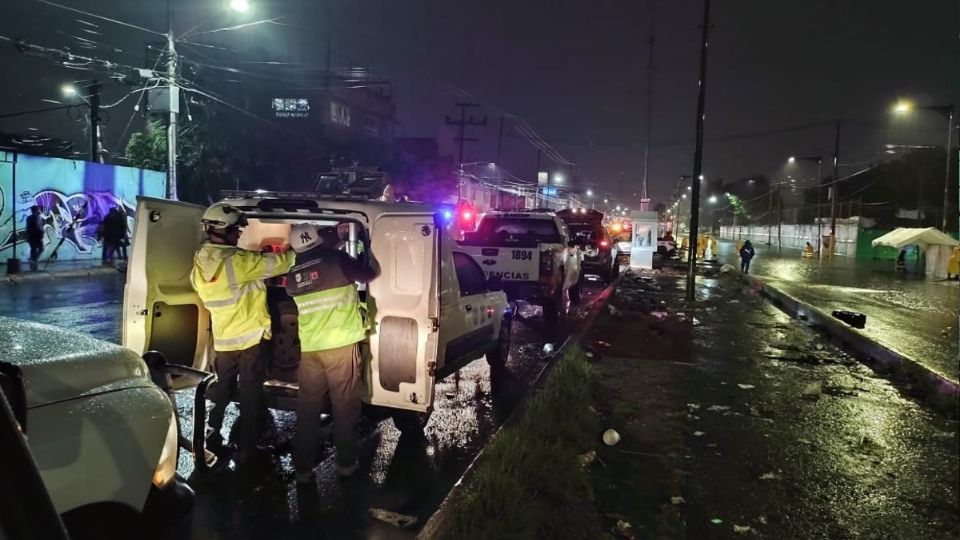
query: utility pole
445 101 486 203
495 114 505 208
641 0 655 203
815 158 823 256
941 107 954 231
767 186 774 246
828 119 841 257
534 148 541 207
685 0 711 301
88 80 102 163
777 185 782 250
166 8 179 200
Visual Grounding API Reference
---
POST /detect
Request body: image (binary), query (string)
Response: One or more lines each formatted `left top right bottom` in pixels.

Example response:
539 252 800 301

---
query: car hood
0 318 153 408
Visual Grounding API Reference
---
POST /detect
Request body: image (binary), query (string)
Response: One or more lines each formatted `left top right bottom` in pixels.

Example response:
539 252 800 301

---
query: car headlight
152 409 179 488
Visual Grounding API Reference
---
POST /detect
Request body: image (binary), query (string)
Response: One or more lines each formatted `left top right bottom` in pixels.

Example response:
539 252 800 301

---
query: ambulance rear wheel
486 316 512 369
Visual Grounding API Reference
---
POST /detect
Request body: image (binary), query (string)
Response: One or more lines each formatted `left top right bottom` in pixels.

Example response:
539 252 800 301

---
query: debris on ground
543 343 555 355
693 431 705 437
578 450 597 467
686 403 701 411
720 264 736 273
603 429 621 446
651 311 668 319
759 472 779 480
710 518 724 525
737 383 755 390
801 382 822 399
368 508 418 529
733 524 753 534
671 496 686 505
706 405 731 413
614 520 635 538
609 305 621 316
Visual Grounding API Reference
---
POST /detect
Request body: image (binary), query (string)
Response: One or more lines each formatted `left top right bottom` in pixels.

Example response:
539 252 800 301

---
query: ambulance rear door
366 213 440 412
123 197 210 371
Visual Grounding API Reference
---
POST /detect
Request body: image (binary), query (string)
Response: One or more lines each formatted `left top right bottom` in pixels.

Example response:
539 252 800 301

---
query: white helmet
201 203 246 229
290 223 322 253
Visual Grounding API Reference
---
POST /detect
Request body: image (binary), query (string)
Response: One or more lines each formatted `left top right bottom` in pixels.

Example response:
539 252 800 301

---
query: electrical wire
25 0 165 36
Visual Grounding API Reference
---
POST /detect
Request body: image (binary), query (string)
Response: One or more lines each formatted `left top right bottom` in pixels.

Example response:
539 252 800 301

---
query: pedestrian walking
25 205 45 271
739 240 755 273
189 203 295 465
287 223 378 483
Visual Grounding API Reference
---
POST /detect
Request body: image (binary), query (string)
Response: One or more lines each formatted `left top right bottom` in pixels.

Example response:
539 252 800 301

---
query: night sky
1 0 956 205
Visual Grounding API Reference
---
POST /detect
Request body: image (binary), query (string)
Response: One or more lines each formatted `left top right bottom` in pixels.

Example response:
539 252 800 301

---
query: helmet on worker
202 202 248 245
290 223 341 253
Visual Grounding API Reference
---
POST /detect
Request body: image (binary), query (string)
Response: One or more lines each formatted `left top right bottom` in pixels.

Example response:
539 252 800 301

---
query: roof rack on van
219 190 370 202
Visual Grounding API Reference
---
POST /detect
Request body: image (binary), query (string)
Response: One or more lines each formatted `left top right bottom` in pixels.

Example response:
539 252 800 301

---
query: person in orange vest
802 242 815 258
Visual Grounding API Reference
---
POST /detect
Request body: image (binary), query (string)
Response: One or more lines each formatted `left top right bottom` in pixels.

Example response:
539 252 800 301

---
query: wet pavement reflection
716 241 959 381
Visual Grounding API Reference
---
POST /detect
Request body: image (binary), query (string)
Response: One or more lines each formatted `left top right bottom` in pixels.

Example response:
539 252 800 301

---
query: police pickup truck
457 210 581 325
123 191 512 432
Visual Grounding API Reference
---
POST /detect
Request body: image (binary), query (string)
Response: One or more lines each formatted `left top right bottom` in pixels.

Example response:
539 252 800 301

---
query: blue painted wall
0 152 166 261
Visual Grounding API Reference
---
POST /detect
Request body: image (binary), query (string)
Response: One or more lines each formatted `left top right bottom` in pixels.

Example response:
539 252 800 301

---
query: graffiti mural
0 152 165 262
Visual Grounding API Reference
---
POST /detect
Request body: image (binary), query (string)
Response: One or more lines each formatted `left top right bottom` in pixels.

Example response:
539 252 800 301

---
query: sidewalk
586 269 959 539
716 241 959 384
1 259 122 284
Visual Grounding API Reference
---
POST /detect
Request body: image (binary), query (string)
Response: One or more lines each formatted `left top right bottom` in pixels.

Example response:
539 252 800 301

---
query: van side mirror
486 275 503 292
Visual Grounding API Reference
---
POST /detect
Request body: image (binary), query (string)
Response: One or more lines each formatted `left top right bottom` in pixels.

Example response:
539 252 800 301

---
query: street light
892 99 914 115
891 98 955 230
787 155 824 255
61 84 78 98
708 195 718 204
787 156 796 163
586 188 593 197
553 173 565 184
229 0 251 12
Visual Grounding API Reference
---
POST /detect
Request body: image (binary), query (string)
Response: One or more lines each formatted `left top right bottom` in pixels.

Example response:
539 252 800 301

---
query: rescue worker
190 202 295 463
802 242 815 258
709 236 719 262
947 246 960 281
287 223 378 482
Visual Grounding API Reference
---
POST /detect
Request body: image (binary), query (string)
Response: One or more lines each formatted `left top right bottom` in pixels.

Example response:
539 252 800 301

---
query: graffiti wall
0 151 166 261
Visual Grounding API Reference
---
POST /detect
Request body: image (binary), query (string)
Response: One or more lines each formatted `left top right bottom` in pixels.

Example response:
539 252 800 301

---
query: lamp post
893 100 955 230
61 81 103 163
787 155 823 255
164 0 252 199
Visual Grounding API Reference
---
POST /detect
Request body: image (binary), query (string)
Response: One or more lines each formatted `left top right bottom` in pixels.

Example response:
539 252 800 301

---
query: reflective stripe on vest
293 283 366 352
191 251 279 352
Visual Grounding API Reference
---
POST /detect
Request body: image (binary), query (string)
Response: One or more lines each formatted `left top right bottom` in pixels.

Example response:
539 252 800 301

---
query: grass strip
444 348 605 540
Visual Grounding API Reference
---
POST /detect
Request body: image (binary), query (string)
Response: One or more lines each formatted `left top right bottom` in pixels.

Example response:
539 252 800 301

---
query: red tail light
599 240 610 249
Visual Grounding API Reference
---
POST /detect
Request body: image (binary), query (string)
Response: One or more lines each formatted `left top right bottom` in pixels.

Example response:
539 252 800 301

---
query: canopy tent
871 227 959 278
871 227 959 250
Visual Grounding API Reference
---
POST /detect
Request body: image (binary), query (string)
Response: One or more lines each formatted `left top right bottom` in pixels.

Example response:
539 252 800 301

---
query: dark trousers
295 344 361 473
101 240 116 264
207 342 266 454
741 258 751 273
28 239 43 271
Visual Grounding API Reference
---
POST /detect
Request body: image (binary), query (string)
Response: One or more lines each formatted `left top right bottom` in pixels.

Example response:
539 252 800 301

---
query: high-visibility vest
293 283 366 352
190 243 295 351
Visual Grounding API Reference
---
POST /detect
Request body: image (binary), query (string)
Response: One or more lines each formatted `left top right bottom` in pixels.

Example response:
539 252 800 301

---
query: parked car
123 192 513 431
556 208 619 282
0 317 194 540
457 209 581 324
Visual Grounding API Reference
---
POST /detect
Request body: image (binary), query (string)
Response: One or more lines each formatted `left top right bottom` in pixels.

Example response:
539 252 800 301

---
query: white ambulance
122 191 513 430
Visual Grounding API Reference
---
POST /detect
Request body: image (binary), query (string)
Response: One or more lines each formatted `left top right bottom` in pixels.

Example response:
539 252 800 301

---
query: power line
25 0 165 36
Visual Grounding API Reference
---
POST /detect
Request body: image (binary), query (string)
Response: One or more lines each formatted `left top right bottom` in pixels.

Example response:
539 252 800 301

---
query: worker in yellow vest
948 246 960 280
190 203 295 462
287 223 379 482
802 242 815 258
709 236 719 262
697 235 708 260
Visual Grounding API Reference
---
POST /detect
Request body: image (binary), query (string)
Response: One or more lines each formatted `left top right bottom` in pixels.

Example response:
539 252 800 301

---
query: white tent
871 227 959 278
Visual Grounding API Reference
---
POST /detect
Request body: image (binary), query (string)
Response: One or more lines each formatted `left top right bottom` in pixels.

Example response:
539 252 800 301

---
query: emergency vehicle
122 191 513 431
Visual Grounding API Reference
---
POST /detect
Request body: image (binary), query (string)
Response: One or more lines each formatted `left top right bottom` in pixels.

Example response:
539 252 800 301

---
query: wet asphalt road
0 272 605 539
717 241 960 382
589 270 959 538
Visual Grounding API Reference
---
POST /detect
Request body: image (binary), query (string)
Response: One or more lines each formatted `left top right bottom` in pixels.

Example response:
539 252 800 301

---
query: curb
416 276 620 539
741 273 959 414
2 266 121 285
